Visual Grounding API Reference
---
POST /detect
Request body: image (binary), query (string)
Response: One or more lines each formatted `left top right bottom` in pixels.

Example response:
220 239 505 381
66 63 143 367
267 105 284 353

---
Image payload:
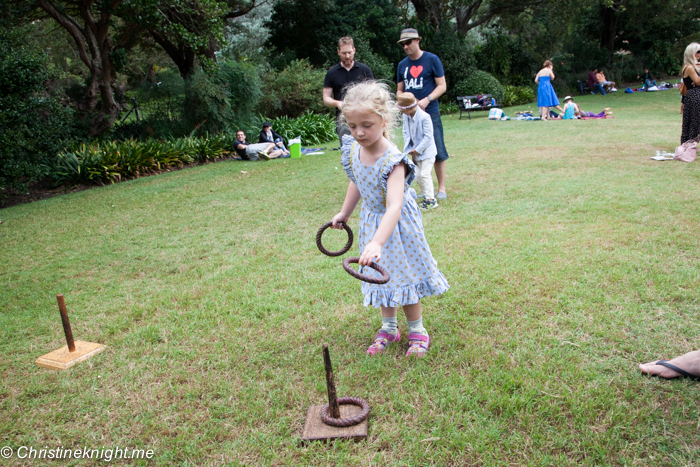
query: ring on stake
342 257 390 284
316 221 353 257
320 396 370 427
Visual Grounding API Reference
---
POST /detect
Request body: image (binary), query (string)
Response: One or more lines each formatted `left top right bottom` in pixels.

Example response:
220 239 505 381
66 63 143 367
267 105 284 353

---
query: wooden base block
35 341 106 370
301 404 368 443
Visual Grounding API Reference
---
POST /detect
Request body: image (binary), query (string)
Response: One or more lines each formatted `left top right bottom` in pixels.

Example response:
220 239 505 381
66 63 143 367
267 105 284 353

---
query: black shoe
419 199 439 210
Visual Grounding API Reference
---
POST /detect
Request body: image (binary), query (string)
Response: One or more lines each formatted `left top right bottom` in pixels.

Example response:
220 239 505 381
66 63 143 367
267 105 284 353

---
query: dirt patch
0 179 89 210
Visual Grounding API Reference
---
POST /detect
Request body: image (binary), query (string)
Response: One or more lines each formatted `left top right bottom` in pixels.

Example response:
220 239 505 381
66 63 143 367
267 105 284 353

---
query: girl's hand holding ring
316 221 353 257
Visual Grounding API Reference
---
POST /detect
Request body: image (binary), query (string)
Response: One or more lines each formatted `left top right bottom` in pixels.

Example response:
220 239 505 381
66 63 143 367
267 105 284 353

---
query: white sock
407 317 427 336
381 316 398 335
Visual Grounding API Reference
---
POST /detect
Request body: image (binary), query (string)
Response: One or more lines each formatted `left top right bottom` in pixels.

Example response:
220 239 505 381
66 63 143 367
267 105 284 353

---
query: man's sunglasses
400 39 414 46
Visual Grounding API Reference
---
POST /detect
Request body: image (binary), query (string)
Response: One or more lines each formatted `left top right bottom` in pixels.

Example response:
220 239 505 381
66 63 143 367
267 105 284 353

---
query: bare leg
434 161 446 196
639 350 700 378
380 306 397 318
403 302 422 322
268 149 283 159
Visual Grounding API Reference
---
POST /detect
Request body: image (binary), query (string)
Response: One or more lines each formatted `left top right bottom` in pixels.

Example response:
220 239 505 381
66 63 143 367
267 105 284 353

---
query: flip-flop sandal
650 360 700 381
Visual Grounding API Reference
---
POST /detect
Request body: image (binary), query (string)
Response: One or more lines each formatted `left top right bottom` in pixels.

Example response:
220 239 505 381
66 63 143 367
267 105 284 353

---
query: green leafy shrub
475 32 512 83
267 112 336 146
117 60 262 140
50 136 230 185
439 102 459 115
420 24 477 102
133 69 185 122
454 70 504 103
0 27 82 190
351 34 395 84
258 59 328 119
502 85 535 107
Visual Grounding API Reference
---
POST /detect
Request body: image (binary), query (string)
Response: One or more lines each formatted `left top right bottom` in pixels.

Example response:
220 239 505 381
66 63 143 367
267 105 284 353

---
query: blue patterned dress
341 135 449 308
537 75 560 107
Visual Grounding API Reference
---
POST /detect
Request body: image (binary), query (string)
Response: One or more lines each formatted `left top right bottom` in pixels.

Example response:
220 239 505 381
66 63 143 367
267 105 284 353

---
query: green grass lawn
2 89 699 466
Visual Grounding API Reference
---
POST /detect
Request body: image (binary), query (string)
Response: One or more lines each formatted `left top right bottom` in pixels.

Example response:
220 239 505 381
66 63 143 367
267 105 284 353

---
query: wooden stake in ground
301 343 369 443
35 294 106 370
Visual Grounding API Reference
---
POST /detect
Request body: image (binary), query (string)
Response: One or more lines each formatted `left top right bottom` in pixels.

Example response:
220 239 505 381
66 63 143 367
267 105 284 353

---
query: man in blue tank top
396 28 449 200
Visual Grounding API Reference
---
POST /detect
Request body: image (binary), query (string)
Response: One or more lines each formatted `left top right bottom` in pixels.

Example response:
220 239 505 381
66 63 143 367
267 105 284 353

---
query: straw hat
397 28 421 44
397 93 417 109
564 96 574 102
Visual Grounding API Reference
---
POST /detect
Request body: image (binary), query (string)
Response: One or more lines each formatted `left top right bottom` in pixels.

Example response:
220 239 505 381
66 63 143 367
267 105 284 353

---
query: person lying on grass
233 130 284 161
330 81 449 357
561 96 613 119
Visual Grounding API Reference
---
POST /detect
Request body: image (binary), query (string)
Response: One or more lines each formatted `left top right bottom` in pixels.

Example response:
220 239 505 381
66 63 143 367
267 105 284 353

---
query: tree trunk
147 63 156 83
37 0 122 136
150 30 198 78
455 1 487 35
409 0 443 28
600 5 618 65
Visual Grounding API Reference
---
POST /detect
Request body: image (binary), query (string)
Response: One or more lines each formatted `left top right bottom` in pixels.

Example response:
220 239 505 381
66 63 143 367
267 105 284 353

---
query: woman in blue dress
535 60 563 120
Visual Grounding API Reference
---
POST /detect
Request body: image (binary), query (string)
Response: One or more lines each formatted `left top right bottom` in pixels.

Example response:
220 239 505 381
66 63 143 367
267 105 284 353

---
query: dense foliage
3 0 699 191
419 24 477 101
258 60 328 119
454 70 505 103
51 135 234 185
0 27 82 191
502 85 536 107
266 0 404 70
267 112 336 146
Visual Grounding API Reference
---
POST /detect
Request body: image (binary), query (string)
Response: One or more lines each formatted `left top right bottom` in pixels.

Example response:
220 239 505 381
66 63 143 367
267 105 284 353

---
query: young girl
330 81 450 357
561 96 612 119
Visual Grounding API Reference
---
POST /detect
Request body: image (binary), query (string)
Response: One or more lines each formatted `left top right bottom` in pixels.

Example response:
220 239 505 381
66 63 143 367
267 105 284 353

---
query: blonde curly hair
340 81 399 142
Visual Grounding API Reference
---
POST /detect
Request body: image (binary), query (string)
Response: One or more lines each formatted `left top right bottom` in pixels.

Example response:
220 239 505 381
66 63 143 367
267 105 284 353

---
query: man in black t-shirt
323 36 374 146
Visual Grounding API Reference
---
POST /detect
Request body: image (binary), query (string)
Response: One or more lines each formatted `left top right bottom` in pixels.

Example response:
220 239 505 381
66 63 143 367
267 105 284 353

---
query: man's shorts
428 112 449 162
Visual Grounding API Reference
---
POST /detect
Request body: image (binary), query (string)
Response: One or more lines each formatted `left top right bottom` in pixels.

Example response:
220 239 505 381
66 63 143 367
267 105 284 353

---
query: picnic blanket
301 148 325 154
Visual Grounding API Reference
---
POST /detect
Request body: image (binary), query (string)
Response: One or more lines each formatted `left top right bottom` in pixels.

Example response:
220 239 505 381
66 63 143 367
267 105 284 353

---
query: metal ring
342 257 390 284
316 221 353 257
320 396 370 427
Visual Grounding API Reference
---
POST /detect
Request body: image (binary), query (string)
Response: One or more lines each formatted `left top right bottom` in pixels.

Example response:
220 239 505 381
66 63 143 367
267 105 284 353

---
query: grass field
2 89 699 466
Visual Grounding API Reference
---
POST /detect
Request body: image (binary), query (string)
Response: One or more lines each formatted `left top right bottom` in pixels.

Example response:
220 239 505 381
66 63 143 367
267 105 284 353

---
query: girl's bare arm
331 182 361 228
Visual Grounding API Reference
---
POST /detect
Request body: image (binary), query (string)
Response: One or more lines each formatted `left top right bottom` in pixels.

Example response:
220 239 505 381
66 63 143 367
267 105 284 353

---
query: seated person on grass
562 96 612 119
587 67 606 95
596 69 616 92
637 69 658 90
233 130 283 161
258 122 290 157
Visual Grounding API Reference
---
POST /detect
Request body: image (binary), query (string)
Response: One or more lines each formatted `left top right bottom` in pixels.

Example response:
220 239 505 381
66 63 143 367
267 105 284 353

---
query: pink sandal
406 333 430 357
367 330 400 355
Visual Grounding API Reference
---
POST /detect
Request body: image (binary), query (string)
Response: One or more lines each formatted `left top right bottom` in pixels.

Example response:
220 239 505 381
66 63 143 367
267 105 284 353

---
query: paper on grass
650 155 674 161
